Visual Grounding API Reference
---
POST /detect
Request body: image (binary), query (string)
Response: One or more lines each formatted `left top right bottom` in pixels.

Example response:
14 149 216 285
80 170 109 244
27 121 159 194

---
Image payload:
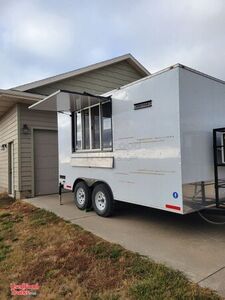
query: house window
72 101 112 152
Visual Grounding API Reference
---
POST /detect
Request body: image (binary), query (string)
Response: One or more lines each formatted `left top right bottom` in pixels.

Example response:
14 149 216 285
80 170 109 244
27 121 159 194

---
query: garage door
34 129 58 196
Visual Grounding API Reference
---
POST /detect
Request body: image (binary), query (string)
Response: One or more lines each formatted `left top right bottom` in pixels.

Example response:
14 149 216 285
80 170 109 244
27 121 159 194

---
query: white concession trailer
30 64 225 216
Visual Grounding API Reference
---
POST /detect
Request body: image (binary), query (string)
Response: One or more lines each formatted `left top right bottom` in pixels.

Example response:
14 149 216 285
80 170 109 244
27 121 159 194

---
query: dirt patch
0 193 15 209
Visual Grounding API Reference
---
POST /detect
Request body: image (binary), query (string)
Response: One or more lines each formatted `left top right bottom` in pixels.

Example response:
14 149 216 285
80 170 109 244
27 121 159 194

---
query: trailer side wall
179 67 225 212
58 68 184 213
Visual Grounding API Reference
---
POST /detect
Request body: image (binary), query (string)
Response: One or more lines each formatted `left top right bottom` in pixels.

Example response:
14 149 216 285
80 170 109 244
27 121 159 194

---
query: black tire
74 181 91 210
92 183 114 217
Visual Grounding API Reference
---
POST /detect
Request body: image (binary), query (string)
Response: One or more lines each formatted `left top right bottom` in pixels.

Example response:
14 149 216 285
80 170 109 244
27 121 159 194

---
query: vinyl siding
0 105 18 194
26 61 144 96
19 104 57 196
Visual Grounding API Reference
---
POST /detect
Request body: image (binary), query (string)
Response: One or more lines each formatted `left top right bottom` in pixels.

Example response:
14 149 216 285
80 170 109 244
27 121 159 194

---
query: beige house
0 54 149 198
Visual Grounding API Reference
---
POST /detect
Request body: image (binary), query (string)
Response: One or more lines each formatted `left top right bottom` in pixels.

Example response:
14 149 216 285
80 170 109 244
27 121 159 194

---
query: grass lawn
0 197 221 299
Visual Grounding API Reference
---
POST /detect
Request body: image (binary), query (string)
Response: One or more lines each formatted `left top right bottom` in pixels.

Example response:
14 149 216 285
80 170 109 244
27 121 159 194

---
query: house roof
13 53 150 92
0 89 44 119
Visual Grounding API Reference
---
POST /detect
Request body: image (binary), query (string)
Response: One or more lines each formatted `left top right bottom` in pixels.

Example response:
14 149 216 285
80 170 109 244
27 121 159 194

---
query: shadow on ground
115 200 225 234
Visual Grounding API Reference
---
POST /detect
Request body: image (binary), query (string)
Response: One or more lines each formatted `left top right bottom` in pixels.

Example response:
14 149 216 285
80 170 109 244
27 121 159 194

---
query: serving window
72 101 112 152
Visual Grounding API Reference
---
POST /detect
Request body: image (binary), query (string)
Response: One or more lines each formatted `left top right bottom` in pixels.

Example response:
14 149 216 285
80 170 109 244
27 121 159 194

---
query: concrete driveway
25 193 225 297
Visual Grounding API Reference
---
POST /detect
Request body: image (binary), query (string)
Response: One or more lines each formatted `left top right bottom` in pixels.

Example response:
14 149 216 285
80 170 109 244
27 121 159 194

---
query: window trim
72 100 112 153
71 113 75 152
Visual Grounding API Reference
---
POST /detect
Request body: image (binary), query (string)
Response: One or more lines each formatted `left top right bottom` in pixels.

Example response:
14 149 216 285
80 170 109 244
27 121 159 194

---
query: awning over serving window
29 90 111 112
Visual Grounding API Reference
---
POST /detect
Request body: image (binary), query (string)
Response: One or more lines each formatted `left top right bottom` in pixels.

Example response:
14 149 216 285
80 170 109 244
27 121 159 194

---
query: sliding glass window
72 101 112 152
82 109 90 149
75 111 82 150
102 102 112 149
91 105 100 149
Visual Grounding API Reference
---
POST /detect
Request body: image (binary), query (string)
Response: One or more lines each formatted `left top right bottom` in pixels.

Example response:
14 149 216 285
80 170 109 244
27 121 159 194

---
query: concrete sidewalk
24 193 225 297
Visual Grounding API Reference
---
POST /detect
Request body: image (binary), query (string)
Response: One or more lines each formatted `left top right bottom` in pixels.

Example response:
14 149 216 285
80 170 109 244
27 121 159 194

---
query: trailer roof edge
102 63 225 97
178 64 225 86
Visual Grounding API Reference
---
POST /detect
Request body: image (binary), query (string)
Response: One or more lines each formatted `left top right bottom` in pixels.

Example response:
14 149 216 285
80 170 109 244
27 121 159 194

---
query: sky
0 0 225 89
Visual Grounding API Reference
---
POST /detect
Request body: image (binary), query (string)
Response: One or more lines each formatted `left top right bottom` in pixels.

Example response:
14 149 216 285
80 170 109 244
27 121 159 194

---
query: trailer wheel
74 181 91 210
92 183 114 217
